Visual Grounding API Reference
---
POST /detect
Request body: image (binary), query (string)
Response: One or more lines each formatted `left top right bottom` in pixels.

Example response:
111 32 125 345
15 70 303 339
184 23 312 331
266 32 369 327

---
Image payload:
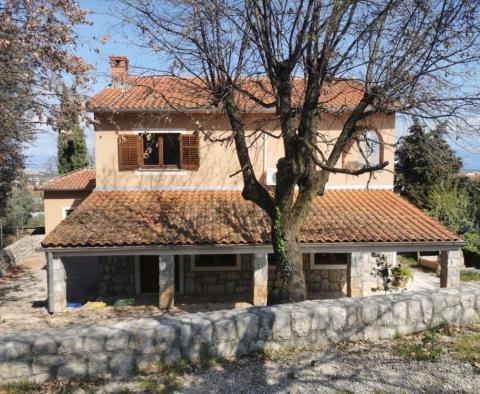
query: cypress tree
56 86 89 175
394 121 462 209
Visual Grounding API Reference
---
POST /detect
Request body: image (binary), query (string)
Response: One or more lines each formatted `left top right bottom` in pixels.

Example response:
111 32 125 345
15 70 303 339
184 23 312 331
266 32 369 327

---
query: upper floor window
342 129 384 170
142 133 180 168
118 132 200 172
357 130 380 166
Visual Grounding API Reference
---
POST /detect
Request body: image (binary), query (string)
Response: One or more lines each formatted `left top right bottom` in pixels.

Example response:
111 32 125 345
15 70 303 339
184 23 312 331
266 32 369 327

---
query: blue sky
26 0 480 172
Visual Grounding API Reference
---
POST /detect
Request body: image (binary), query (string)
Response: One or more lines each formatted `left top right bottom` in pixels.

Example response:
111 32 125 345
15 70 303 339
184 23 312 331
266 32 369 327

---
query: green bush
463 230 480 255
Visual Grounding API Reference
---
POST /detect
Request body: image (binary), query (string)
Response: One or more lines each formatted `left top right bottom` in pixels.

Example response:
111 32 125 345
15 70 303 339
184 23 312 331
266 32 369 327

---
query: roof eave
42 240 465 256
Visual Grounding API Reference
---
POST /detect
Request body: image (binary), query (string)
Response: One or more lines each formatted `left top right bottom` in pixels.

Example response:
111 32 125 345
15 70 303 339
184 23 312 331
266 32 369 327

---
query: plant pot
393 278 406 288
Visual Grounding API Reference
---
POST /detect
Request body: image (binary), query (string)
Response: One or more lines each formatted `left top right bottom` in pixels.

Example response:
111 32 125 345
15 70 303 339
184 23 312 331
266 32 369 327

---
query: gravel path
176 344 480 394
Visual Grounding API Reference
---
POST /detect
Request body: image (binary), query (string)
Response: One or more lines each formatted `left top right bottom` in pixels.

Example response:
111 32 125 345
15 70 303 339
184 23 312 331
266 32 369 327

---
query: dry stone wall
0 234 44 277
1 285 479 383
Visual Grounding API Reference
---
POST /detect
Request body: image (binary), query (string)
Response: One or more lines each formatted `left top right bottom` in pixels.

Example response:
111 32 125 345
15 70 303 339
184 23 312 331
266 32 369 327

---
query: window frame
62 206 75 219
139 132 182 169
191 254 242 272
309 253 348 270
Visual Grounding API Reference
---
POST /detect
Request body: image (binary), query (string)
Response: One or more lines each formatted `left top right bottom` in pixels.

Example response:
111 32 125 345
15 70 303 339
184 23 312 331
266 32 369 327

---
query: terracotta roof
42 190 460 248
36 169 96 191
88 77 365 113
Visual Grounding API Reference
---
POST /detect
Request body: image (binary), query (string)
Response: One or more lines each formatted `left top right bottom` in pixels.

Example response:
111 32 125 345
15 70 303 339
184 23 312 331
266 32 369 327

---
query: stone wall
268 254 347 297
1 285 479 383
183 255 252 297
98 256 135 297
0 234 44 277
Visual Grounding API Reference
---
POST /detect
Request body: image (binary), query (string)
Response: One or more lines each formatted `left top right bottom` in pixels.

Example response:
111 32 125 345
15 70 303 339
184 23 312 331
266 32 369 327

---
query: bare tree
0 0 90 213
117 0 480 302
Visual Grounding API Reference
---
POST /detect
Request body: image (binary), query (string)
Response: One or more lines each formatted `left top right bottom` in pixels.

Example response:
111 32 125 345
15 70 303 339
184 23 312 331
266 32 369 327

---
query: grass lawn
460 270 480 282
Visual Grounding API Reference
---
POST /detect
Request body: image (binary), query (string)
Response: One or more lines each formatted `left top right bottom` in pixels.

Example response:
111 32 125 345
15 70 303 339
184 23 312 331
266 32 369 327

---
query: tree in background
395 121 462 209
119 0 480 302
427 181 474 234
0 178 36 235
56 86 89 175
0 0 90 212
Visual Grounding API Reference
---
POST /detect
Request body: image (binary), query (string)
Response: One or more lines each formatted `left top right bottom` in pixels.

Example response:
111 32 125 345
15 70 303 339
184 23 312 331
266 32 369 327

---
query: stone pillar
439 250 462 288
347 252 370 297
159 255 175 309
47 253 66 313
252 253 268 306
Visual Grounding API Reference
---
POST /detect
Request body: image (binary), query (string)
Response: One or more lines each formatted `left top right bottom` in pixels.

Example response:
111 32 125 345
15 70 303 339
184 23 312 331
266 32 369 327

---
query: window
268 254 276 270
142 133 180 168
191 254 241 271
310 253 348 270
357 130 380 166
342 129 384 170
118 132 200 171
62 207 75 219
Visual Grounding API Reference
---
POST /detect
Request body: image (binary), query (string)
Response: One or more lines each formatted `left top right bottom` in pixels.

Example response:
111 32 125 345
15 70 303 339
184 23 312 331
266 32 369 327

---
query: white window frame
309 253 348 270
61 206 75 219
191 254 241 272
133 128 187 134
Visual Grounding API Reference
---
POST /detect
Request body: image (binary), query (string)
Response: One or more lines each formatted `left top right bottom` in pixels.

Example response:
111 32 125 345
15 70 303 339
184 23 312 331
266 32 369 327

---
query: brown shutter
118 135 140 171
180 133 200 170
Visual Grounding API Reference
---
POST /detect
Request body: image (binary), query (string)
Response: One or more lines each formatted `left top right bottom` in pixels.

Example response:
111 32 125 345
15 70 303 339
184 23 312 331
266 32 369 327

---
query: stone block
329 306 347 331
57 360 87 379
164 348 181 365
32 355 63 375
58 336 83 355
236 313 259 340
361 302 378 324
136 354 162 373
130 330 155 354
84 335 105 353
110 352 136 377
155 324 176 349
225 281 236 293
0 360 31 378
88 354 108 379
106 330 130 352
213 319 237 342
33 336 57 355
0 340 31 360
291 310 311 337
191 318 213 344
208 284 224 294
272 310 291 341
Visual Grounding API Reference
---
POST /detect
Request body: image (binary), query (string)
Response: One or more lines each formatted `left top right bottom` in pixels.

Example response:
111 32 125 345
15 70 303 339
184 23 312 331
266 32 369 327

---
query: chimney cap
109 55 129 64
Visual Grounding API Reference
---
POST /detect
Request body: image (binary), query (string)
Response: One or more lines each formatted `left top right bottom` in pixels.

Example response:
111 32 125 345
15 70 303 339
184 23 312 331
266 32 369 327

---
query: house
39 56 464 313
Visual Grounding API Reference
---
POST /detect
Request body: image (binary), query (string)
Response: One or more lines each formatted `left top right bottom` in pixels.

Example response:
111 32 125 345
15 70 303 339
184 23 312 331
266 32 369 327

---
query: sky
25 0 480 172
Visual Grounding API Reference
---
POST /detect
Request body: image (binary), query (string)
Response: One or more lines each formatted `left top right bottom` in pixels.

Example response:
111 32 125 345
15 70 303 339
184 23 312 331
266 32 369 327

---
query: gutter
42 240 466 257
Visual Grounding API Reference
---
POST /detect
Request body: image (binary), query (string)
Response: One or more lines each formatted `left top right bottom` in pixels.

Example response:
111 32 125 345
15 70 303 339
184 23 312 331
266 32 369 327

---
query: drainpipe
47 251 54 313
263 133 268 174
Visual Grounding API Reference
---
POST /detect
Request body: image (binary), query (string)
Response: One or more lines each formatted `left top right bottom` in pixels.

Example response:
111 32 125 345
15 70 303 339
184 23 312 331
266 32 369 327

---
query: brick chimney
109 56 129 88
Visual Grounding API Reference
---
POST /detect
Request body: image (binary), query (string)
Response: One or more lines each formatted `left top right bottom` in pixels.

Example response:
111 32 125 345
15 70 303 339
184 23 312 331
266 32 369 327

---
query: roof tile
88 77 364 112
36 169 96 191
42 189 460 248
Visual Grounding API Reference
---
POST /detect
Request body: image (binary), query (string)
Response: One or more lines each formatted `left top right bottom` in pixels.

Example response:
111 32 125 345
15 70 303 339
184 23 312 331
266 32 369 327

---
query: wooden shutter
118 135 140 171
180 133 200 170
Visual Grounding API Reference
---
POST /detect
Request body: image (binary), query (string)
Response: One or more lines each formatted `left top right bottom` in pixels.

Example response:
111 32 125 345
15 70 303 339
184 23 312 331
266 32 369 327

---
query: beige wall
44 190 91 234
94 111 395 190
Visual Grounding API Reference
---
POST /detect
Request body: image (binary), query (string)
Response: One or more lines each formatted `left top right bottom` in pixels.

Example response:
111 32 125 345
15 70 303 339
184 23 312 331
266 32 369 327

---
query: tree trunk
271 207 307 303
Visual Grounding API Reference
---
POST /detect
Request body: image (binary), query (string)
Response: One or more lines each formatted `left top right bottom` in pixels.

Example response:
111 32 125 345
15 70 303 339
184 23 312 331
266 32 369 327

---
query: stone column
47 253 66 313
347 252 370 297
439 250 462 288
159 255 175 309
252 253 268 306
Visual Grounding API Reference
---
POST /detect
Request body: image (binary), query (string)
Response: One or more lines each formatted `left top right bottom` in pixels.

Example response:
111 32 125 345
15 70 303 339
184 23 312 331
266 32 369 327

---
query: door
140 255 159 293
139 255 181 294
